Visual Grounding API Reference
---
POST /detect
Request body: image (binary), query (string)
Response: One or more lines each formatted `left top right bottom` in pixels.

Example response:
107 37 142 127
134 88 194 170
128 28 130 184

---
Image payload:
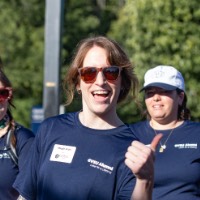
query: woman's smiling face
78 45 122 117
145 87 184 124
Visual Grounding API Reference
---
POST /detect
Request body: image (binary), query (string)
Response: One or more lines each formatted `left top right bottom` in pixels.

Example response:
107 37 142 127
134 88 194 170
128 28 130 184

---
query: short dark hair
176 89 190 120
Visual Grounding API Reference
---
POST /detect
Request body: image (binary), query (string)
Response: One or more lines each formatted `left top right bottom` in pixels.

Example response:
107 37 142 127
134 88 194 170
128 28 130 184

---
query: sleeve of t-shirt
16 126 35 170
13 124 44 200
116 163 136 200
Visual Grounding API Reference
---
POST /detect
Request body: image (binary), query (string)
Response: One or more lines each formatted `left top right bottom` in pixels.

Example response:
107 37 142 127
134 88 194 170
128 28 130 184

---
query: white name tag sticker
50 144 76 163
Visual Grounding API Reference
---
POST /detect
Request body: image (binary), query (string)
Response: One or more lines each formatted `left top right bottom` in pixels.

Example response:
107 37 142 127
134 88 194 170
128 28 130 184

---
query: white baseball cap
140 65 185 92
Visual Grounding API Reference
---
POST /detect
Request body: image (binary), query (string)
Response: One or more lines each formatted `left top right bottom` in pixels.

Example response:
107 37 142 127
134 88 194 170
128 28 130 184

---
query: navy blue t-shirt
0 125 34 200
130 120 200 200
14 112 137 200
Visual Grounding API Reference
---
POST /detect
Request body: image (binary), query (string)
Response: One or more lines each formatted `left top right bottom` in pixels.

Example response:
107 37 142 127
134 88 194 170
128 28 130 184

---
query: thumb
150 133 163 151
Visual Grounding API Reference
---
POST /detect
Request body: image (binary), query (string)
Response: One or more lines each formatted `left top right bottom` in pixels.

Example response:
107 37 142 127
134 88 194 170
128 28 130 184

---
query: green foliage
0 0 45 127
1 0 199 128
117 95 143 124
109 0 200 121
61 0 120 64
0 0 125 127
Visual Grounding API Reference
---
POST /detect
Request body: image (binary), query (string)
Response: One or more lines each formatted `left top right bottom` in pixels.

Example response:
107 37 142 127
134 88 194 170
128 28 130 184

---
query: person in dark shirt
0 65 34 200
130 65 200 200
14 36 161 200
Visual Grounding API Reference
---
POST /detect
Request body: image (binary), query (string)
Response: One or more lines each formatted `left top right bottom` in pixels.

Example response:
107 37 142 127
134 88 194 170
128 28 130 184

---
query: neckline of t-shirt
147 120 187 132
74 111 127 135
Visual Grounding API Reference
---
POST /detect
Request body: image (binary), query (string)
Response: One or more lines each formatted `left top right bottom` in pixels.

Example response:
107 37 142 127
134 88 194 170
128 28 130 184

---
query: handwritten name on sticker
50 144 76 163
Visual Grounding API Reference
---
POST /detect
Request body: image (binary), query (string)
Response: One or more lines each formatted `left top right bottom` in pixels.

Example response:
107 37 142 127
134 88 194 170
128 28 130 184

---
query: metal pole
43 0 65 119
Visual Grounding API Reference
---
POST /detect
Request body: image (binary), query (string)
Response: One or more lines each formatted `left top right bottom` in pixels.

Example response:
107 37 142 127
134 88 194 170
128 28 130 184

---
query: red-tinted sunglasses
78 66 122 83
0 87 12 102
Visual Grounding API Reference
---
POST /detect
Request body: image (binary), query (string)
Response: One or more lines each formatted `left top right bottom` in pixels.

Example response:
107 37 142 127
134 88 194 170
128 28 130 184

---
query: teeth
153 105 162 108
93 90 108 95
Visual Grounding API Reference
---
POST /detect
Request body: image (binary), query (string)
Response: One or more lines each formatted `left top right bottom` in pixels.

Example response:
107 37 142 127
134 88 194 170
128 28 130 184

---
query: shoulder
14 124 35 152
35 112 78 139
186 120 200 127
40 112 77 128
129 120 148 131
181 120 200 134
15 123 35 139
182 120 200 130
128 120 153 143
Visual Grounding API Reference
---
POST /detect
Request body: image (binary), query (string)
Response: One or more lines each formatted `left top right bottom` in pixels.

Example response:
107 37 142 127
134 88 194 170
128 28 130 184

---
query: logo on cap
141 65 185 92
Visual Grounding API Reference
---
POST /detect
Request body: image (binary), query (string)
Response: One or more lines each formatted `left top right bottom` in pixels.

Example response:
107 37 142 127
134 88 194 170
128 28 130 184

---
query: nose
95 70 106 85
153 93 161 101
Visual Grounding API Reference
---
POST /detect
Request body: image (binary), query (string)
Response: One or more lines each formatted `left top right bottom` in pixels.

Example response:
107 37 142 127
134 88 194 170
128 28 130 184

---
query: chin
96 107 114 116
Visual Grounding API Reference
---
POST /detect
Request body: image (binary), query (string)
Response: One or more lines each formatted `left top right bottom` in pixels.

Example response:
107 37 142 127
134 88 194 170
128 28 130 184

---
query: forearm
131 178 153 200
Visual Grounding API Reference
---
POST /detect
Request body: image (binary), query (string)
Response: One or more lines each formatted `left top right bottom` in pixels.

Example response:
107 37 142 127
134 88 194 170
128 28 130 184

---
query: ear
76 84 81 94
76 81 80 90
178 92 184 105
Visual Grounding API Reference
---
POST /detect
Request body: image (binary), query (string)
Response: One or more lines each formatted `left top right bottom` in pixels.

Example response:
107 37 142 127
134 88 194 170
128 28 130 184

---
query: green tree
0 0 126 127
0 0 45 127
109 0 200 121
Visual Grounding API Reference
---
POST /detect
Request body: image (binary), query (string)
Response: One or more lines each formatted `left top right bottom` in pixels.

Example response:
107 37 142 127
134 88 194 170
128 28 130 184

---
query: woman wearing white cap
129 65 200 199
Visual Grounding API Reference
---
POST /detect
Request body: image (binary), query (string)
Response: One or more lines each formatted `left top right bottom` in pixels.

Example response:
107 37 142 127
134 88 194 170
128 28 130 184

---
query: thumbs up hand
125 134 163 180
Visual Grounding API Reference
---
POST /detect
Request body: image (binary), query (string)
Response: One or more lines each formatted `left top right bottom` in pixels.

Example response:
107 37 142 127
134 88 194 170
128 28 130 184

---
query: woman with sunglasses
0 68 34 200
14 36 161 200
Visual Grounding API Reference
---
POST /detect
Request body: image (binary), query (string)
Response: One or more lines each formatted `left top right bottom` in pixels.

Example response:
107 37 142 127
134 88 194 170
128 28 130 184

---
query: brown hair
176 89 190 120
63 36 139 106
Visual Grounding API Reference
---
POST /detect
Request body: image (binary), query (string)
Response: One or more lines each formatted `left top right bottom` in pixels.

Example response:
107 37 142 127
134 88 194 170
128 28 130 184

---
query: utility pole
43 0 65 118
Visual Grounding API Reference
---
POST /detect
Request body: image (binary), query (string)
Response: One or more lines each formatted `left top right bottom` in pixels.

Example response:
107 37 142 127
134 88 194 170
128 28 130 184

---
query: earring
77 89 81 94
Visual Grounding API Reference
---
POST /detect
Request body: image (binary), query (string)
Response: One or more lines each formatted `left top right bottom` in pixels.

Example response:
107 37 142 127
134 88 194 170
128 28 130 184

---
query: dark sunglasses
78 66 122 83
0 87 12 102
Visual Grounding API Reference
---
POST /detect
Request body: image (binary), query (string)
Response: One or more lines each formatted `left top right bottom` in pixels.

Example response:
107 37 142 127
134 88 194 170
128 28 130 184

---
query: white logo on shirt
0 152 10 159
50 144 76 163
87 158 114 174
174 143 197 149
